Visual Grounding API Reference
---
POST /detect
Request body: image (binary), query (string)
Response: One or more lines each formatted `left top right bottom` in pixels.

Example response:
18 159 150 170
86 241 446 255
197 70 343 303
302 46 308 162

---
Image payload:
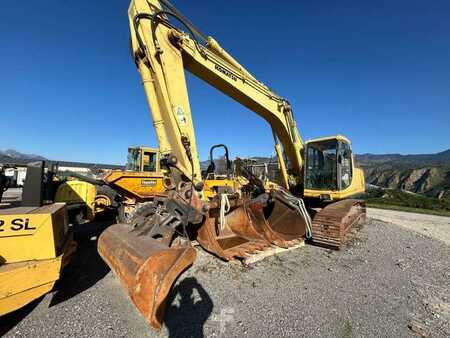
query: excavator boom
98 0 366 330
128 0 304 188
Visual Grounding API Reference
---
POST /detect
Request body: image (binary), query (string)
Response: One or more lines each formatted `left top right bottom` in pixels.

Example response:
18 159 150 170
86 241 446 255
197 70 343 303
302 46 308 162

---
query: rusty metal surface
98 223 196 330
246 192 307 248
197 192 308 260
310 199 366 249
197 204 271 261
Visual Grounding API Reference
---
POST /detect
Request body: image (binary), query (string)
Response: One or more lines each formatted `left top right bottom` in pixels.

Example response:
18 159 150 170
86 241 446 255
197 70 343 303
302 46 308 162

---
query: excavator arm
98 0 366 330
128 0 303 189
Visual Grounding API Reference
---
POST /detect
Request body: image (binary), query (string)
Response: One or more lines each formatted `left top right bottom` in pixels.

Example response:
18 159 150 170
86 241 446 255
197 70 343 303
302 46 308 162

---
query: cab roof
304 134 351 145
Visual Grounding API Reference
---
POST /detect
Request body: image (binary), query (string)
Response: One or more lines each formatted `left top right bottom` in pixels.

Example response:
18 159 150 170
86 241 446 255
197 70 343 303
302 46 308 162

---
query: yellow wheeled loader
97 0 367 330
0 162 76 316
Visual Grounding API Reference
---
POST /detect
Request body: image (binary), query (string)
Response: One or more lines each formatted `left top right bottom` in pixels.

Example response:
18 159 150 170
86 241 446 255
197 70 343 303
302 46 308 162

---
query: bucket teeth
219 240 270 260
97 190 313 329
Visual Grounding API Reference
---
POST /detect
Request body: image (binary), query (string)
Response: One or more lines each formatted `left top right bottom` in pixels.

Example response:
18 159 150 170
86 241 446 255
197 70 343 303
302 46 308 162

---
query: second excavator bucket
98 223 197 330
197 191 308 261
245 190 309 247
197 200 271 261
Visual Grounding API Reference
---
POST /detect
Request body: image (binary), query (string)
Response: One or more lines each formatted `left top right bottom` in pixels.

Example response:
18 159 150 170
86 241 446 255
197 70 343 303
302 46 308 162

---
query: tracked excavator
98 0 366 329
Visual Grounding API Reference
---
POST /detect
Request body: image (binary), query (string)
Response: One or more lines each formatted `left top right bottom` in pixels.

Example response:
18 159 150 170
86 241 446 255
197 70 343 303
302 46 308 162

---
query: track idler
197 190 310 261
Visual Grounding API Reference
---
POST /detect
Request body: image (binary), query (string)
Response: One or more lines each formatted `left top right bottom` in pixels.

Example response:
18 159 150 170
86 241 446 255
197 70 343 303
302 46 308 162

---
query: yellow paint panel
0 233 75 316
104 171 166 199
0 282 54 316
0 257 61 299
203 178 241 199
55 180 96 220
0 204 67 263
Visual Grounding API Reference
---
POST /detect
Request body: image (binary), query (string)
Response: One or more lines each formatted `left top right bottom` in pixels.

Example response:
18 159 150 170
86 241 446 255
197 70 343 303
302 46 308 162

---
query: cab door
337 141 353 190
141 150 158 172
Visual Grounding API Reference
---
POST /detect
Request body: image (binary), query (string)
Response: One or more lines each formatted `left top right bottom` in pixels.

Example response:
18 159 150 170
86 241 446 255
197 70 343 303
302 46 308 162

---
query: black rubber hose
133 9 205 60
64 171 105 186
156 0 208 42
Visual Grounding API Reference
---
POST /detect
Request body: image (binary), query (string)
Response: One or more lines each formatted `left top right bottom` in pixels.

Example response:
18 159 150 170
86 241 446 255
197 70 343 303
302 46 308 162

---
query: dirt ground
1 208 449 337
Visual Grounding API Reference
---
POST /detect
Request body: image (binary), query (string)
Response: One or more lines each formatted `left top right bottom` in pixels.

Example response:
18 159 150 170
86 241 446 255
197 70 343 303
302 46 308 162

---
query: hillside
0 149 46 164
364 186 450 216
356 149 450 199
362 166 450 199
356 149 450 167
3 147 449 200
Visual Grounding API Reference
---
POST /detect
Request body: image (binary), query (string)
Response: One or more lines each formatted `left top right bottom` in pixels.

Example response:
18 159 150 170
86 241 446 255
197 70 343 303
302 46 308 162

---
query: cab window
126 149 141 171
304 140 338 190
339 142 352 189
142 151 157 172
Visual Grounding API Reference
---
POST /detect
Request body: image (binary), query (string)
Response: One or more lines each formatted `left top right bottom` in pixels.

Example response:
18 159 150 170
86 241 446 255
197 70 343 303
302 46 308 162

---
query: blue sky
0 0 449 164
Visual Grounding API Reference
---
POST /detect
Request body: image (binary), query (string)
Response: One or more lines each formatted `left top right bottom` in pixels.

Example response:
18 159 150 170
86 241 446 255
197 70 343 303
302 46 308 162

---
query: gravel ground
367 207 450 245
1 211 449 337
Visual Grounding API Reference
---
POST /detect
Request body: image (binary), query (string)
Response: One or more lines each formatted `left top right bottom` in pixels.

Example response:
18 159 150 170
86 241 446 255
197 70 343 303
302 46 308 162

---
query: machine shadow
0 219 114 335
164 277 214 338
0 296 43 336
49 219 114 307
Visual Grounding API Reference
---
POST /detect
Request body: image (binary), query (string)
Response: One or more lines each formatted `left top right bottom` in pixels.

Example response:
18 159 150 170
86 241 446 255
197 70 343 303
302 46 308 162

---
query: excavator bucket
98 223 196 330
197 201 271 261
197 191 308 261
245 190 308 248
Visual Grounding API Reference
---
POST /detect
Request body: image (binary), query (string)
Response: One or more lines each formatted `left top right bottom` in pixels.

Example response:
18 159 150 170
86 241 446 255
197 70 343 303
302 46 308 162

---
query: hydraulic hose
156 0 208 42
133 9 205 60
277 189 313 239
64 171 105 186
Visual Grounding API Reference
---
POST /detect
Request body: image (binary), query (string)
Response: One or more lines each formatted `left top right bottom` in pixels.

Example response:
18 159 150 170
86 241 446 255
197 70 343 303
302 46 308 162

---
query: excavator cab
303 136 366 249
304 135 365 201
101 146 166 208
126 146 160 172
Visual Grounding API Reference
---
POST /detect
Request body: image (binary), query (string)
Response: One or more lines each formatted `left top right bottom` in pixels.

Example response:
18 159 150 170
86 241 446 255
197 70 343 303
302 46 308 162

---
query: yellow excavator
98 0 366 329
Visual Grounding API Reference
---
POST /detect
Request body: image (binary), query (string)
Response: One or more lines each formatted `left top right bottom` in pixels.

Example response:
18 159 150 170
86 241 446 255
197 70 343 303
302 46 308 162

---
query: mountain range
355 149 450 168
2 148 449 199
355 150 450 199
0 149 46 164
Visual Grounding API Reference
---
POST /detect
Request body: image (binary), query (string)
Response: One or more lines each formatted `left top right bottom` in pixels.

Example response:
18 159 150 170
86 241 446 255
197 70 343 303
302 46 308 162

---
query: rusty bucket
98 223 196 330
197 191 308 261
246 190 308 247
197 201 272 260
